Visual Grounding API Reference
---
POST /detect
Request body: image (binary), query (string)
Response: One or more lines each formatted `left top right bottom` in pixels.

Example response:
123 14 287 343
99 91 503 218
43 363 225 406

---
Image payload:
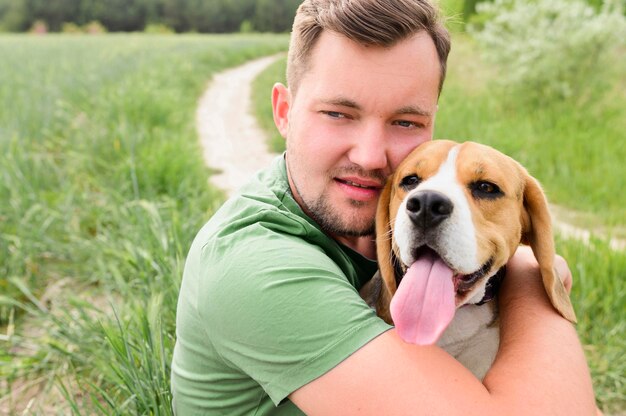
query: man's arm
290 247 596 415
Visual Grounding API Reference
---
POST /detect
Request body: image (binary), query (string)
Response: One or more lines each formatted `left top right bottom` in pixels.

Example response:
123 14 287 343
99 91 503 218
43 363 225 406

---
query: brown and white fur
362 140 577 379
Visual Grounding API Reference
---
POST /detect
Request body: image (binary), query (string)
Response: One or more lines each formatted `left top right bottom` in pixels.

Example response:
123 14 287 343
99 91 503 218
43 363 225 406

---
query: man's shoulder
183 181 335 291
200 154 313 242
196 192 313 256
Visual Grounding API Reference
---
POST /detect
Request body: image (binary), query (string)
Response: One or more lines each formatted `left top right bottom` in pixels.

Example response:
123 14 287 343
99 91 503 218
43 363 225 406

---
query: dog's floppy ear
375 178 396 324
520 172 577 323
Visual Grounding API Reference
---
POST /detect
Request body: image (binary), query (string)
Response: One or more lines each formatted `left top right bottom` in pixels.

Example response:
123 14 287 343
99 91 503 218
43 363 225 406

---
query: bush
28 19 47 34
61 22 82 33
143 23 174 34
469 0 626 104
84 20 107 34
239 19 254 33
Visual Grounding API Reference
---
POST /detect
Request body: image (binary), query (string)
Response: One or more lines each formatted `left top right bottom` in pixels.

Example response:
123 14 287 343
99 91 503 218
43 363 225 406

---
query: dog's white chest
437 303 500 380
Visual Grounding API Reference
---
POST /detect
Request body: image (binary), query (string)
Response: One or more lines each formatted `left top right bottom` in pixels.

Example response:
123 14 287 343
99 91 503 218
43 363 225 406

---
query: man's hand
507 245 573 294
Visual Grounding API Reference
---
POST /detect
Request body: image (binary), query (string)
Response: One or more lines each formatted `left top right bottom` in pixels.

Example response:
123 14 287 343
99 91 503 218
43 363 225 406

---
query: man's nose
348 121 388 171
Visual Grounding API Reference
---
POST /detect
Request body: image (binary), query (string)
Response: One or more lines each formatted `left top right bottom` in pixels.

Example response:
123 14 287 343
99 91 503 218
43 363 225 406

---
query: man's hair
287 0 451 96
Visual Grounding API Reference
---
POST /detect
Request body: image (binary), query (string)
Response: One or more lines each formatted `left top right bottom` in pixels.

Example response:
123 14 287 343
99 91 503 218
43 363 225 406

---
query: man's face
273 31 441 243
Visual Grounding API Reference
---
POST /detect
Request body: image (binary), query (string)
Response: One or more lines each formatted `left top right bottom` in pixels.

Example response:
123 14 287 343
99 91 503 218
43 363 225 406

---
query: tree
253 0 300 32
89 0 151 31
26 0 81 31
0 0 29 31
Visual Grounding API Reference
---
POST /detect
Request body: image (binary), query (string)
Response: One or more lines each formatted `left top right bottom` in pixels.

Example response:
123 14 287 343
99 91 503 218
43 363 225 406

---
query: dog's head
375 140 576 344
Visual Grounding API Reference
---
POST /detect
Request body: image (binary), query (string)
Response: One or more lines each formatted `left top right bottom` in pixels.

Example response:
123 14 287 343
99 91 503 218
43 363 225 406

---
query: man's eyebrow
320 97 362 110
320 98 432 117
395 105 432 117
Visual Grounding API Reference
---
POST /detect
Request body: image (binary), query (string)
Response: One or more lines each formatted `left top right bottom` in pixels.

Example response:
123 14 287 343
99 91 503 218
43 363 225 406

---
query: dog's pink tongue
390 252 455 345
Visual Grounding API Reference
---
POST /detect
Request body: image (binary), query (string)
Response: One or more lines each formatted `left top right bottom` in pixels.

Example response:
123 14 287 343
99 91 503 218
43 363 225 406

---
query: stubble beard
287 162 379 238
301 191 375 237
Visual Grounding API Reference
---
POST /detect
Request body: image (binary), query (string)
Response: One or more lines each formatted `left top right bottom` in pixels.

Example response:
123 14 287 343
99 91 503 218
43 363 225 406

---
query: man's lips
336 176 384 188
335 176 384 201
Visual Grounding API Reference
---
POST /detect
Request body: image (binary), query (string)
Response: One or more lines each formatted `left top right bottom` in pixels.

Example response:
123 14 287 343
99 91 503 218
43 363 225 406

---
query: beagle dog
362 140 577 379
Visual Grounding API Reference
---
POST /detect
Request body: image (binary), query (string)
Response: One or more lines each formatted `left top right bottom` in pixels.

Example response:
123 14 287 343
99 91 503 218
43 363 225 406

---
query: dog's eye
471 181 503 199
400 175 421 190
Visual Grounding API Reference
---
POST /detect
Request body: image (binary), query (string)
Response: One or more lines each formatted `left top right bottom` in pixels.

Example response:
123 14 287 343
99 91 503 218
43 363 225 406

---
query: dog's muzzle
406 190 453 231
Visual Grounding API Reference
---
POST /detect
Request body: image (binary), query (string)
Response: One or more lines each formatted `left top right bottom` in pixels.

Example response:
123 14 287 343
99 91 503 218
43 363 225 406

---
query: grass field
1 31 624 414
436 40 626 412
251 35 626 413
0 33 289 414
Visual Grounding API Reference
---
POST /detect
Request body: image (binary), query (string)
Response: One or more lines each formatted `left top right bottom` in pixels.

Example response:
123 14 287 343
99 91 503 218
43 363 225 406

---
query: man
171 0 596 414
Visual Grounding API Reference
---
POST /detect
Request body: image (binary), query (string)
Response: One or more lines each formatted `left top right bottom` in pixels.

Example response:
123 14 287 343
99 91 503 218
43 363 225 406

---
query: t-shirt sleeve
196 222 392 405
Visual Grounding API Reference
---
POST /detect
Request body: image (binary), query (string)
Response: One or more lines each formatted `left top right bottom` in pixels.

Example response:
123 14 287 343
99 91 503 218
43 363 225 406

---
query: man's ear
272 83 290 139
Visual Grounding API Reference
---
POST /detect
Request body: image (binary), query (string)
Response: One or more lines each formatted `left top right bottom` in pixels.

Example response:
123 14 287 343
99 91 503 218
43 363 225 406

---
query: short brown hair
287 0 451 96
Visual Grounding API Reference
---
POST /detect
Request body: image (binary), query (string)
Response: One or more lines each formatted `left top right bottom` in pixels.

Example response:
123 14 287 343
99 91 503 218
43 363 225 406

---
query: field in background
251 36 626 413
0 33 289 414
253 36 626 233
437 40 626 409
0 28 624 413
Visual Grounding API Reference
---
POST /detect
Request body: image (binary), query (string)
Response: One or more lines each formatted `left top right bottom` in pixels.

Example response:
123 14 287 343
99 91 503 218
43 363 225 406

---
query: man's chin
335 226 375 238
296 184 376 237
314 209 375 237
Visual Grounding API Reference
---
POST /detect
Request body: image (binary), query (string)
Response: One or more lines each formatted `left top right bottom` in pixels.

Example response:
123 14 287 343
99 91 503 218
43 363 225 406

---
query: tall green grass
251 56 287 153
436 34 626 232
251 37 626 413
0 33 288 414
557 236 626 413
253 36 626 232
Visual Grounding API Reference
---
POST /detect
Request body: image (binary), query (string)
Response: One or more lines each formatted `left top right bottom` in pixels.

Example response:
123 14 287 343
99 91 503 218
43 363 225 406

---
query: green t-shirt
171 155 392 415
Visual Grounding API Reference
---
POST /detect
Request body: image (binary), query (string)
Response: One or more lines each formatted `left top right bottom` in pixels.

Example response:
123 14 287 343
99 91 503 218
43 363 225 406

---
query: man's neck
333 234 377 260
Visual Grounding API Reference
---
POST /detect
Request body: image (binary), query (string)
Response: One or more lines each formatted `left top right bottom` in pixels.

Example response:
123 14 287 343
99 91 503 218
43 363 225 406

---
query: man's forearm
484 260 596 414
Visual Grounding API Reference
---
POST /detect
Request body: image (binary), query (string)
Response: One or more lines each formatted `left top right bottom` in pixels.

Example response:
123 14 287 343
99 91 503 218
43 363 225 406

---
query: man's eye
400 175 421 190
393 120 423 129
470 181 503 199
323 111 346 119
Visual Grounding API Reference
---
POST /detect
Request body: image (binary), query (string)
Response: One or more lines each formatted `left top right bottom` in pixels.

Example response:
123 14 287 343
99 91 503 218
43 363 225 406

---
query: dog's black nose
406 191 453 229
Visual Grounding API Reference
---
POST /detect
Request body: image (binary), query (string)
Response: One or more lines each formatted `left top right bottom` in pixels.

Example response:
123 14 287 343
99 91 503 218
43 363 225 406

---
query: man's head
287 0 450 97
272 0 450 253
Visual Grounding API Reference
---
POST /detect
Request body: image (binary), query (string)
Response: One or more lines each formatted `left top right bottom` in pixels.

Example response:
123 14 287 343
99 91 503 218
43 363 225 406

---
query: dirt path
196 54 282 196
196 56 624 251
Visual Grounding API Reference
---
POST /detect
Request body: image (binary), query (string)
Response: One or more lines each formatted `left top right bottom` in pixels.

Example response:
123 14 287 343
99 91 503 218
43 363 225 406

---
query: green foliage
239 19 254 33
84 20 106 33
61 21 82 33
28 19 47 33
0 33 289 413
0 0 28 31
252 0 302 32
144 23 174 34
469 0 626 104
462 0 495 21
557 236 626 412
250 34 626 412
251 33 626 230
435 34 626 229
0 0 301 33
61 19 106 34
435 36 626 411
433 0 466 32
252 56 287 153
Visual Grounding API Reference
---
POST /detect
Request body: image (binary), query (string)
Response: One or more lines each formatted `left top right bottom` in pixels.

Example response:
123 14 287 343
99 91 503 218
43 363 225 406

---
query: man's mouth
335 177 383 189
334 176 384 201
